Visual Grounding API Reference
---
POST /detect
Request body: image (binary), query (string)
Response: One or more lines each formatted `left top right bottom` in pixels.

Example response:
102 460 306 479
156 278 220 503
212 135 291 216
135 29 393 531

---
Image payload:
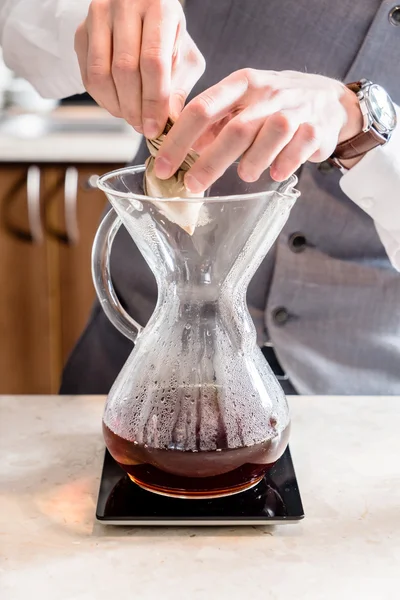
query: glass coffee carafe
93 164 299 499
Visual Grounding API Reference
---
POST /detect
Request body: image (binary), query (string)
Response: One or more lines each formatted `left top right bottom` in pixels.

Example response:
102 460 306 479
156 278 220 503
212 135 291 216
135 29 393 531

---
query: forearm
0 0 90 98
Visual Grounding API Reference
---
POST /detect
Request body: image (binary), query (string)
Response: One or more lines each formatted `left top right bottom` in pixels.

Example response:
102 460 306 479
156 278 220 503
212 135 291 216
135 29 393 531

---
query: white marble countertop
0 107 142 163
1 395 399 599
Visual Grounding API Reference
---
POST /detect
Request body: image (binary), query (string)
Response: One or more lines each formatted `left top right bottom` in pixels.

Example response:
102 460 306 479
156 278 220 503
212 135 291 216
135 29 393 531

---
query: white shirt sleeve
340 104 400 271
0 0 90 99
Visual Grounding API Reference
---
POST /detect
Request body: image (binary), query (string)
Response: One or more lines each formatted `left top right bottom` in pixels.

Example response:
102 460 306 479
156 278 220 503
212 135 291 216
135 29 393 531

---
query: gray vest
61 0 400 395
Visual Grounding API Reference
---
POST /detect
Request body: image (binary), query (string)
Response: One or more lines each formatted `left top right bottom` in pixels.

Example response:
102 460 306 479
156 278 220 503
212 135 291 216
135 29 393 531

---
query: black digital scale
96 447 304 526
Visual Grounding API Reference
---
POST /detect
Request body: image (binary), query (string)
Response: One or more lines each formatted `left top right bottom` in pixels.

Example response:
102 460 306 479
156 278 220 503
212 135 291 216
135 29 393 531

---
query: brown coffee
103 421 290 498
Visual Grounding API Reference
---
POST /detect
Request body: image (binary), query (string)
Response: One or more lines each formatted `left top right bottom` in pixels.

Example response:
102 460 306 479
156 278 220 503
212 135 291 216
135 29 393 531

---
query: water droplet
185 323 191 330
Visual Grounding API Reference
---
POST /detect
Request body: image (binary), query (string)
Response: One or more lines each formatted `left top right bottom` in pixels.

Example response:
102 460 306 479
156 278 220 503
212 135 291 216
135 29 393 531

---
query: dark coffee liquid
103 422 290 498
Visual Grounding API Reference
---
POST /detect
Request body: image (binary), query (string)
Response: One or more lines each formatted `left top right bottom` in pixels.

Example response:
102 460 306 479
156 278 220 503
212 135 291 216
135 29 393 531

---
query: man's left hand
154 69 363 190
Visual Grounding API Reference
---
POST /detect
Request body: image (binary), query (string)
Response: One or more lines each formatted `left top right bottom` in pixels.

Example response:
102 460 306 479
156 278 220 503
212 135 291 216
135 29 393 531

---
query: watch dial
368 85 397 132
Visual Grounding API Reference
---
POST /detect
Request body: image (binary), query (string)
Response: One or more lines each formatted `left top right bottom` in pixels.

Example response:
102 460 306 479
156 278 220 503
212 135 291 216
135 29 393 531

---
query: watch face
367 84 397 133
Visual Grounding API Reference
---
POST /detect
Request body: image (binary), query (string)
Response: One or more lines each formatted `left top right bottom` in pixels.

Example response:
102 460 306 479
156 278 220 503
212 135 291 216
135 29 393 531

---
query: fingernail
155 157 172 179
143 119 159 139
270 166 282 181
184 173 204 194
240 171 258 183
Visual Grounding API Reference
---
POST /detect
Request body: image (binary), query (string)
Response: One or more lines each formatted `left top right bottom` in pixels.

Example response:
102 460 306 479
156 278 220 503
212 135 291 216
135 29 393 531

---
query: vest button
389 6 400 25
272 307 290 326
318 160 334 174
289 232 307 253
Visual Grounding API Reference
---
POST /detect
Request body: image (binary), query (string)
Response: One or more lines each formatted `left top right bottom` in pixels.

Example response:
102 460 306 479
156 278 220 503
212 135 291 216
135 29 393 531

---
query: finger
111 2 143 132
184 113 263 193
140 1 181 138
155 70 255 179
238 110 300 182
270 122 320 181
191 113 237 155
86 1 121 117
308 120 340 163
170 34 206 119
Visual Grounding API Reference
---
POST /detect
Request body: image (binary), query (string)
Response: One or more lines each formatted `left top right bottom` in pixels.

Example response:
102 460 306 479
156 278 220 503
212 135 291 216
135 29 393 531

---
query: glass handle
91 208 143 343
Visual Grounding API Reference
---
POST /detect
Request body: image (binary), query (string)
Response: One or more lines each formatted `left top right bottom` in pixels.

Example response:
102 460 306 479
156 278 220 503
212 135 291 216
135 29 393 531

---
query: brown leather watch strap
333 127 386 160
346 81 362 94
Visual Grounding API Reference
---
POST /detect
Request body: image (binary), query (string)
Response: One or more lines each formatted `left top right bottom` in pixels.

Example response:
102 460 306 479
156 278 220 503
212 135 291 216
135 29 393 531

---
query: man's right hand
74 0 205 137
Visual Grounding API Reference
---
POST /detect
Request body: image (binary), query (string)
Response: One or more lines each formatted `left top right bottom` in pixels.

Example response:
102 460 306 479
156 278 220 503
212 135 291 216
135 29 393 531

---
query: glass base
127 473 264 499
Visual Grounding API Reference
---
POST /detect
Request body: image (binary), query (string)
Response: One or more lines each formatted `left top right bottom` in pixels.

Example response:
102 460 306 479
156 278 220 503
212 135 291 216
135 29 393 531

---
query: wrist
333 84 365 170
338 84 364 144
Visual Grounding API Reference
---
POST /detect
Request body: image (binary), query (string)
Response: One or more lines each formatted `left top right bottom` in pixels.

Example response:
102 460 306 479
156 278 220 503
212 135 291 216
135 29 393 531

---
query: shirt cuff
340 106 400 231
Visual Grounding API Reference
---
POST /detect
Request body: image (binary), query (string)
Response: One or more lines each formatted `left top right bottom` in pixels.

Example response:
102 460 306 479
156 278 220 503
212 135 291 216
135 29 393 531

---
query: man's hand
154 70 363 190
74 0 205 137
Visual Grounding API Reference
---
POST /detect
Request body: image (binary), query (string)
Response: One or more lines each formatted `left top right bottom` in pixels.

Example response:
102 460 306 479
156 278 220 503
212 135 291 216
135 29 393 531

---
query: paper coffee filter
143 118 204 235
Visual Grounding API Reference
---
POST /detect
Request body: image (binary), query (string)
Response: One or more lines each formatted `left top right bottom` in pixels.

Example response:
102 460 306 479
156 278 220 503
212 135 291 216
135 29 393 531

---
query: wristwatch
331 79 397 167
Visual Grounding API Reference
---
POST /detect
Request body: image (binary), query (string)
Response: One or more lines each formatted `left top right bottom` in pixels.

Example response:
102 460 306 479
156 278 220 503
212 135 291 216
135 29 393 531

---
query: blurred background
0 49 142 394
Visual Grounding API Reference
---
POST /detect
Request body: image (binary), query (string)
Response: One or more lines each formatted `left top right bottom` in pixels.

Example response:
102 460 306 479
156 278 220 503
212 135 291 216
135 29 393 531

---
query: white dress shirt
1 0 400 270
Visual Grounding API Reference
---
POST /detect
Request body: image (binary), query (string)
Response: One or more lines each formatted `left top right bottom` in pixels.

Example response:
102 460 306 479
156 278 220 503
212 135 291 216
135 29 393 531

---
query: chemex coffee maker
93 162 304 525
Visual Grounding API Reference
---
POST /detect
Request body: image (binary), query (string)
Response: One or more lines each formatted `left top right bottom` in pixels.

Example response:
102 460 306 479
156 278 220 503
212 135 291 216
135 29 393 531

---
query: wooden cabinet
0 162 121 394
0 166 52 393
